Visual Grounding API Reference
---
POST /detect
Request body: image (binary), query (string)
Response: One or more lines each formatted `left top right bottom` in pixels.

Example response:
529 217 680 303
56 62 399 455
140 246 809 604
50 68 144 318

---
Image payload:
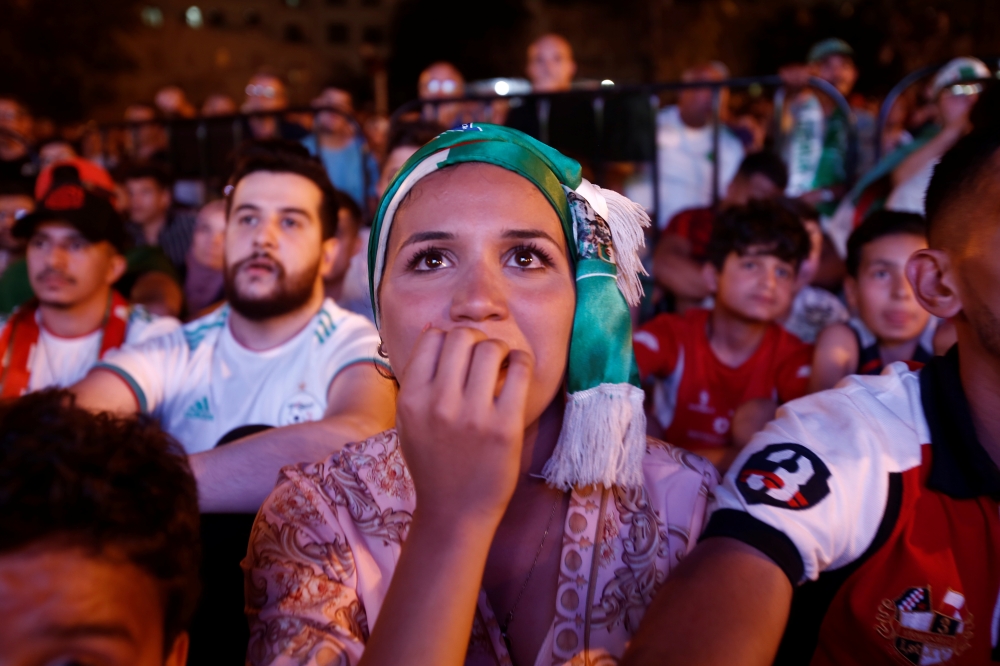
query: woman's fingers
431 327 488 403
464 338 510 404
398 326 445 387
496 348 533 417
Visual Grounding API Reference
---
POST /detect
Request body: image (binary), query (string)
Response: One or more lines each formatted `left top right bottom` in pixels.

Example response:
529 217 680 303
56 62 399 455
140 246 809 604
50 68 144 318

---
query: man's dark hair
925 125 1000 249
0 390 200 650
706 199 810 271
226 140 339 239
735 151 789 191
846 210 927 277
386 119 445 155
121 161 173 190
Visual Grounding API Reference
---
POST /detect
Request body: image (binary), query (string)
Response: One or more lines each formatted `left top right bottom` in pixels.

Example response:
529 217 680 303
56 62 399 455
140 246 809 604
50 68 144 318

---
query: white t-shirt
0 306 179 392
885 157 938 215
97 298 382 453
655 105 744 229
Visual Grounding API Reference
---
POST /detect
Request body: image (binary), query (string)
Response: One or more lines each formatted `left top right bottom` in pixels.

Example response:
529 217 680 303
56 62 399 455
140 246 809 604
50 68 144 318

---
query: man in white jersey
0 164 178 397
73 143 396 511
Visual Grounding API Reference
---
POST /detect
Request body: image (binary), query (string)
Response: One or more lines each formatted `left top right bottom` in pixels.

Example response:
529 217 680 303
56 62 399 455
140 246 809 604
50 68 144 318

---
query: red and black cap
13 164 129 253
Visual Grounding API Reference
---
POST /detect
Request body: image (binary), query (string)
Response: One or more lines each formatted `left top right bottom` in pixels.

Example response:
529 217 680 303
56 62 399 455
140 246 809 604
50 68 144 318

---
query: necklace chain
498 492 562 647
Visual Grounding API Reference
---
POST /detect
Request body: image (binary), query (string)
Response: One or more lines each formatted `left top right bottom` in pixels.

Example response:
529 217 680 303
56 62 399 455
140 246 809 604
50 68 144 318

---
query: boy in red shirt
634 200 813 472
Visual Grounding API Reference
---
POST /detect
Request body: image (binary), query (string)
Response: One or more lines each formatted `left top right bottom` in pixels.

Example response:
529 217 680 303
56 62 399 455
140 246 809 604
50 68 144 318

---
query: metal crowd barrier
392 75 858 224
93 106 374 215
874 57 1000 163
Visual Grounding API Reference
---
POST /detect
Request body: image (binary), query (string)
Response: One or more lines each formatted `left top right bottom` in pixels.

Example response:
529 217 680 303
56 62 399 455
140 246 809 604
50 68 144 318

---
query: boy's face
0 545 188 666
847 233 930 345
713 247 798 322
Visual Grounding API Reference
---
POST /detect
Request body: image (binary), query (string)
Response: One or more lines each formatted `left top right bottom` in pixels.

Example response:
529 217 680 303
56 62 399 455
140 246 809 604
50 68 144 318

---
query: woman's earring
377 341 389 359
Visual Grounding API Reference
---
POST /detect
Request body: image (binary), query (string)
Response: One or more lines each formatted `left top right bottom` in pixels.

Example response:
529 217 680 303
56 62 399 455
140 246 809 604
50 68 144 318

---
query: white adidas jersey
0 307 180 392
97 298 382 453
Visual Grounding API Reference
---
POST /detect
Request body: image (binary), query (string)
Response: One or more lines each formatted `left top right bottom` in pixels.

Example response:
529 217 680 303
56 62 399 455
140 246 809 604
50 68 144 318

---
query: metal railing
392 75 858 226
91 106 375 215
874 57 1000 162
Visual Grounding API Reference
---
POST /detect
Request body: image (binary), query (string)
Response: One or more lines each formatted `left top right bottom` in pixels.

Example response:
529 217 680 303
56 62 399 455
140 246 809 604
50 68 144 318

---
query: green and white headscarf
369 123 650 489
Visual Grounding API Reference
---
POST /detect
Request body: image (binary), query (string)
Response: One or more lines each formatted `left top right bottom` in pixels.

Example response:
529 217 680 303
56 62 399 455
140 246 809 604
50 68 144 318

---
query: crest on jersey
278 391 323 426
736 443 831 510
875 586 973 664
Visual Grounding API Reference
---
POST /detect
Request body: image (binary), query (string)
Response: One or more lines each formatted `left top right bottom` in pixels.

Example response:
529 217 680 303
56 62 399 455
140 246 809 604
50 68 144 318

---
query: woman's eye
512 250 536 268
414 251 448 271
238 215 256 226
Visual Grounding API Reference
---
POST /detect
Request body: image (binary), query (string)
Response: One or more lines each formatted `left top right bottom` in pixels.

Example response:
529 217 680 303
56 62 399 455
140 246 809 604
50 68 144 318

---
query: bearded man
73 143 396 512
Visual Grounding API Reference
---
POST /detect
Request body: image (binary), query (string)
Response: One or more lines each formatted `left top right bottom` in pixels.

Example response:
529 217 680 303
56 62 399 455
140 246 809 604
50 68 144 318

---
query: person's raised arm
891 94 975 188
190 360 397 512
652 233 712 303
358 326 533 666
809 322 858 392
71 367 141 416
621 537 792 666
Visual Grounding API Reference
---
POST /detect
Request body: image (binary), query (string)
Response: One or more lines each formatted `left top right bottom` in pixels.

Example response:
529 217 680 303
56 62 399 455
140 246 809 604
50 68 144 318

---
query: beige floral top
243 430 718 666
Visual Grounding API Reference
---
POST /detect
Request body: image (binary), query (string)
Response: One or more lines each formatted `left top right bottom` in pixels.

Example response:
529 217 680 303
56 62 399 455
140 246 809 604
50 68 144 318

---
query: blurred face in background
243 74 288 113
377 145 421 199
313 88 354 136
813 54 857 97
27 222 124 309
123 105 167 161
0 98 33 158
191 200 226 271
39 141 78 169
201 94 237 117
125 177 171 227
678 64 728 129
419 63 465 100
526 35 576 93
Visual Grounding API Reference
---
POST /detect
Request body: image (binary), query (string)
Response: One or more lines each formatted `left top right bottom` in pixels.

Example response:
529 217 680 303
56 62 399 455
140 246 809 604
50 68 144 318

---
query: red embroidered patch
44 185 85 210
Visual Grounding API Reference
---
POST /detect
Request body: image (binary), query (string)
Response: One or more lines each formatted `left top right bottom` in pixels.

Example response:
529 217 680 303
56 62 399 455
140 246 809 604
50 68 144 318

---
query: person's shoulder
278 429 415 517
766 362 927 463
315 298 379 341
124 305 182 345
657 105 681 125
177 304 229 352
814 320 858 351
634 310 697 350
643 437 720 490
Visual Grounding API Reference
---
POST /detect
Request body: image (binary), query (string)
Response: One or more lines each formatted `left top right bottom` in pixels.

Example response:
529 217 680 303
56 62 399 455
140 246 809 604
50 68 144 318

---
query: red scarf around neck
0 292 130 398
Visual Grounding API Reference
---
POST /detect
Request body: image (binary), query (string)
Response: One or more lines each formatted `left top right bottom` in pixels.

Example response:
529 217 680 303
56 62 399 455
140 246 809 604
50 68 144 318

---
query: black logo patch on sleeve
736 443 831 510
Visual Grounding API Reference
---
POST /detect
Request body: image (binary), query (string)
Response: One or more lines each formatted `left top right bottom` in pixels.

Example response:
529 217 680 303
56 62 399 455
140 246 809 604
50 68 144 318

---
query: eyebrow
232 204 313 218
42 622 136 643
400 231 456 248
399 228 562 249
501 229 562 246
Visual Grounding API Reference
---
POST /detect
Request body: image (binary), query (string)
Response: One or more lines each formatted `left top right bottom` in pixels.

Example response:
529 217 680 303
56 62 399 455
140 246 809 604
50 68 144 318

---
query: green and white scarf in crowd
369 123 650 489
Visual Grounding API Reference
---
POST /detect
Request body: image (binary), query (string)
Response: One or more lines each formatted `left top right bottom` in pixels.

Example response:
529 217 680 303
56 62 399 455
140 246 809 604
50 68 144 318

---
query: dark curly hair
0 390 201 649
706 199 811 272
845 210 927 277
225 139 340 240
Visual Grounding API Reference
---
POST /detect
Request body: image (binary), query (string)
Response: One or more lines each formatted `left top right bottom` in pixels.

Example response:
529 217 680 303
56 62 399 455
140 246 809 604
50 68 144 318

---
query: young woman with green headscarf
244 125 717 666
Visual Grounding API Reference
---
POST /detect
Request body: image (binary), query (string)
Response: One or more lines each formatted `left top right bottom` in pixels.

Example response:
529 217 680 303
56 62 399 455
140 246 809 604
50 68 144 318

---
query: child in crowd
810 210 937 391
633 200 813 472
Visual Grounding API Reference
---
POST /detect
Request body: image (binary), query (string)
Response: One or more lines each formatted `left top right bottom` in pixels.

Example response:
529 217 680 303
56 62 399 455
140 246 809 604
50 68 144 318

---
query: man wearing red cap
0 165 178 396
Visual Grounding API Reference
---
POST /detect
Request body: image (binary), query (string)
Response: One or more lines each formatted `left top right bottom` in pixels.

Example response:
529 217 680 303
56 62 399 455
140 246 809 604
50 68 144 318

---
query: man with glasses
242 71 308 141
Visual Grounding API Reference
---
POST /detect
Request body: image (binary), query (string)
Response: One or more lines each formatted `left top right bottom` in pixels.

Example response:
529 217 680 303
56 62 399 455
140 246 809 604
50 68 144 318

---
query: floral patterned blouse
243 430 718 666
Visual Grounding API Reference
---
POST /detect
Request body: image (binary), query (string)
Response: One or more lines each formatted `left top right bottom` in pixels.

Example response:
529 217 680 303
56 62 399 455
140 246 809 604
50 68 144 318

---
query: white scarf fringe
542 383 647 490
593 185 650 307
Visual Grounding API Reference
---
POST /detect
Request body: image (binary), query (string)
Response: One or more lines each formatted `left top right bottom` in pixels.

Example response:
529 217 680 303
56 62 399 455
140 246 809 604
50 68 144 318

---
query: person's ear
320 236 340 277
107 251 127 285
906 249 963 319
702 262 720 294
164 631 189 666
843 274 859 313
